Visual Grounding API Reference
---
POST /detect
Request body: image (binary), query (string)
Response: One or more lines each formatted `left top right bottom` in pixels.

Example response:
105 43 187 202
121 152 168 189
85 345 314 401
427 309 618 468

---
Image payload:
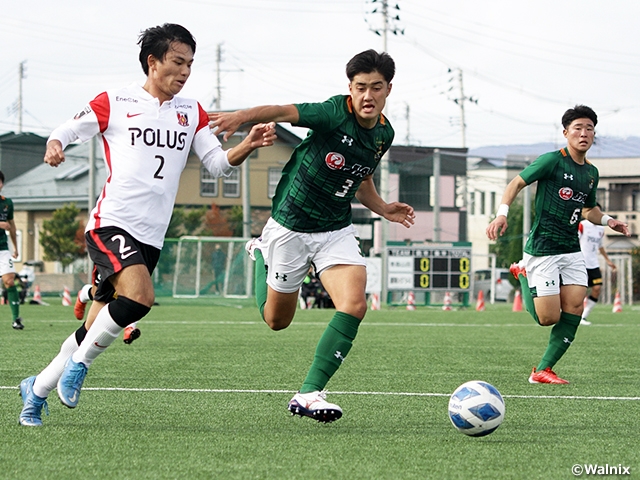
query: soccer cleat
528 367 569 384
57 358 89 408
12 318 24 330
123 326 141 344
245 237 261 261
509 260 527 280
580 319 592 326
18 376 49 427
288 391 343 423
74 292 87 320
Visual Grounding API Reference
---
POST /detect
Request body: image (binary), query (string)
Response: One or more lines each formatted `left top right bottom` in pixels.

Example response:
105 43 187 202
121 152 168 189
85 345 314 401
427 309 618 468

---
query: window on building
469 191 476 216
223 169 240 197
399 174 430 210
479 191 486 215
268 167 282 199
200 167 218 197
490 192 496 216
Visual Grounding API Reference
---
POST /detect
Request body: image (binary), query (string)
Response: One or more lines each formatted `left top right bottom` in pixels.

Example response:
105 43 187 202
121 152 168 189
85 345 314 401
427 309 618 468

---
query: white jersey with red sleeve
48 83 235 249
578 219 605 269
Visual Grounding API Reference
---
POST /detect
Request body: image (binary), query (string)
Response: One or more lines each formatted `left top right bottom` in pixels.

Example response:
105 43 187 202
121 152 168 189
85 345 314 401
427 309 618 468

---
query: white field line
1 385 638 401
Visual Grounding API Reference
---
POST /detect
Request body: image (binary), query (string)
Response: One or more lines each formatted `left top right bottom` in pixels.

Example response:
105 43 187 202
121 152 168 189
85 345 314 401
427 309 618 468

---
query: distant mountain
469 136 640 160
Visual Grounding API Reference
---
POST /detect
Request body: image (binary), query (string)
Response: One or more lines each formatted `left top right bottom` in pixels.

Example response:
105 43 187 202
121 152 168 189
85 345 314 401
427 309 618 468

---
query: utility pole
17 61 26 133
215 43 222 110
405 103 410 144
450 68 477 148
366 0 403 304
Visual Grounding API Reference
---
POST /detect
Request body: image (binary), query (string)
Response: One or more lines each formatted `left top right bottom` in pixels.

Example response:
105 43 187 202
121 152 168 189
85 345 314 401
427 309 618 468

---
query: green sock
537 312 581 371
300 312 361 393
254 249 267 319
7 285 19 320
518 274 539 324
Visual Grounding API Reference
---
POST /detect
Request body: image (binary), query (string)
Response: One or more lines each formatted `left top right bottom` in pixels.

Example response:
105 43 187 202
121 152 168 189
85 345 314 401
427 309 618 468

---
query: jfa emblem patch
177 112 189 127
325 152 345 170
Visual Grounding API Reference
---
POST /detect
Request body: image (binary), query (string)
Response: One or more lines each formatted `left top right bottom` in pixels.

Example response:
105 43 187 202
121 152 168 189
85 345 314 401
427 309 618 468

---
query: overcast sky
2 0 639 149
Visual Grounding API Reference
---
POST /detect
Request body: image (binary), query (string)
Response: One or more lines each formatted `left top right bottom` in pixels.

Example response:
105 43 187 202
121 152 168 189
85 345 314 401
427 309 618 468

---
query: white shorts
0 250 16 277
523 251 587 297
258 218 366 294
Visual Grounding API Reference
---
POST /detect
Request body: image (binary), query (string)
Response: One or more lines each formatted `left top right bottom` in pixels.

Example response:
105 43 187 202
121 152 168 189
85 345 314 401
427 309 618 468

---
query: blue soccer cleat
18 376 49 427
288 390 343 423
57 358 88 408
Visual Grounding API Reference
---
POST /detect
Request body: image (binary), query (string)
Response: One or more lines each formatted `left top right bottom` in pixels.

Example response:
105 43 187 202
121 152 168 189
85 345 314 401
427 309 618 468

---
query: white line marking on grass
1 385 639 401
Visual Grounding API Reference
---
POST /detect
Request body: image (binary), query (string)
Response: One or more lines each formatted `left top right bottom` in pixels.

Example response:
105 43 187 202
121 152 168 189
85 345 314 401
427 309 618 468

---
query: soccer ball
448 380 505 437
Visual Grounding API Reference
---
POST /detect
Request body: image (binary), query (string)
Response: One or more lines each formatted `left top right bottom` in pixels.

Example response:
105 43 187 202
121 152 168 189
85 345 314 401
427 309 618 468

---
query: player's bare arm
583 205 630 237
226 122 277 166
44 140 65 167
486 175 527 240
355 176 415 228
209 105 299 142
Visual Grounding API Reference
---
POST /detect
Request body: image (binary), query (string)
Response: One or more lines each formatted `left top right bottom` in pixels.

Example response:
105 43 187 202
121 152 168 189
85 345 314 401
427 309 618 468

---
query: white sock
71 305 122 366
582 297 597 320
78 284 93 303
33 332 79 398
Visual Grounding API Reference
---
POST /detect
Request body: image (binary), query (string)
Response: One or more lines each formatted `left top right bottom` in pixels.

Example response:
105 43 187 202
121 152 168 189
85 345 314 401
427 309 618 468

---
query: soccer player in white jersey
578 204 616 325
18 23 276 426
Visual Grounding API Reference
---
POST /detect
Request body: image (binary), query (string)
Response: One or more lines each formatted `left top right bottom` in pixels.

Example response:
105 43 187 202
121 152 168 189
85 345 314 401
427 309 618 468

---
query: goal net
172 236 253 298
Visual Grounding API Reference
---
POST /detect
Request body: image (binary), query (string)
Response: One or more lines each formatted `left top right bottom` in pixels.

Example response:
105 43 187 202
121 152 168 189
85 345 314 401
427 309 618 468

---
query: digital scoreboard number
387 246 471 291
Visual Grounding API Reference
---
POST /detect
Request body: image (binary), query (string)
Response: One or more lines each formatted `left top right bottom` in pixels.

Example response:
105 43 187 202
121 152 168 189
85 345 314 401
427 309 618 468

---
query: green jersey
271 95 394 232
0 196 14 251
521 148 598 256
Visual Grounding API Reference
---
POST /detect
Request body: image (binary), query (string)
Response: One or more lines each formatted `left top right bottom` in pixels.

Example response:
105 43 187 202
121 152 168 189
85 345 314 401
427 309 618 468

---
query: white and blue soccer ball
448 380 505 437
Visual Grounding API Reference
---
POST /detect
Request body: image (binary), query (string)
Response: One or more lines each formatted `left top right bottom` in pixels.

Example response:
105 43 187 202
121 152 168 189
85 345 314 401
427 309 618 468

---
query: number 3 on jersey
335 179 354 198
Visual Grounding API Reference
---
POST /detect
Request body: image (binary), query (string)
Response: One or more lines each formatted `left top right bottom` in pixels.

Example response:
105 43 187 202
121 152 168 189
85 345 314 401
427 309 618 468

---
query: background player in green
210 50 415 422
0 171 23 330
486 105 629 384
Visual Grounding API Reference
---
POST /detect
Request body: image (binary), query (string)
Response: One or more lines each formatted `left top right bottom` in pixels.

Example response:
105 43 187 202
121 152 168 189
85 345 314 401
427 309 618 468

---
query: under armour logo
274 272 288 282
545 280 556 287
334 351 345 362
564 173 574 180
341 135 354 146
563 337 572 345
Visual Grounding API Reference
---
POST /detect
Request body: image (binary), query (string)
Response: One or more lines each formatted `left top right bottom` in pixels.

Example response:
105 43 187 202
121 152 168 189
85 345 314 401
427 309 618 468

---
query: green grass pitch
1 299 639 479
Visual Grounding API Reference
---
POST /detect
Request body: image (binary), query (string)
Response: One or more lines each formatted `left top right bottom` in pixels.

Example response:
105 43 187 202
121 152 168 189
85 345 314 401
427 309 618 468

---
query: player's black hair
0 171 4 184
137 24 197 76
562 105 597 129
346 49 395 83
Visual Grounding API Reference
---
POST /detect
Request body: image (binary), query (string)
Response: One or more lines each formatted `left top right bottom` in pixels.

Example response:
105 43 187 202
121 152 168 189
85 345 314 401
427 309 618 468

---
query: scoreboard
387 246 471 292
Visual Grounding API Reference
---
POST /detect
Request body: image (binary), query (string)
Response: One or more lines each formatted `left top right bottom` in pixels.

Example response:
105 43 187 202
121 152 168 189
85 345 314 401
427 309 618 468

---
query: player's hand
606 218 630 237
607 260 617 270
44 140 65 167
384 202 415 228
0 221 9 231
247 122 277 148
486 216 508 240
209 111 244 142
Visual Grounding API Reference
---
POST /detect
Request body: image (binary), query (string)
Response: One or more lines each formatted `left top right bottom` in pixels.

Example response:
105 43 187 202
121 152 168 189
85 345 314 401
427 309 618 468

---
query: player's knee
263 314 293 331
538 314 560 326
108 296 151 328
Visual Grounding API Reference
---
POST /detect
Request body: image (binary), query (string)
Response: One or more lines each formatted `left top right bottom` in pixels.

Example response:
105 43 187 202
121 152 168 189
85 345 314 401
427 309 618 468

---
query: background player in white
18 23 276 426
578 204 616 325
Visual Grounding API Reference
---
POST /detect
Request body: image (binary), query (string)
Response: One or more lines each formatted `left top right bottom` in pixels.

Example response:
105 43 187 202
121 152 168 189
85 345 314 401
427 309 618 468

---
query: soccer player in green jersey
486 105 629 384
0 171 23 330
210 50 415 422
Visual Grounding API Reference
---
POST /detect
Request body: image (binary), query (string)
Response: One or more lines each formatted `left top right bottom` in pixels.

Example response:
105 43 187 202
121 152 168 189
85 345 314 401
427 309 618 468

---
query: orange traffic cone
612 291 622 313
512 290 523 312
476 290 485 311
62 286 72 306
32 285 43 304
370 293 380 311
406 291 416 311
442 291 452 311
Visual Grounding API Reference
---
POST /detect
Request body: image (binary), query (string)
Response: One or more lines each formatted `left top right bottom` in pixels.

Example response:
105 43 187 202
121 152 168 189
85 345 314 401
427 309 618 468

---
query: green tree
40 204 85 272
489 198 525 267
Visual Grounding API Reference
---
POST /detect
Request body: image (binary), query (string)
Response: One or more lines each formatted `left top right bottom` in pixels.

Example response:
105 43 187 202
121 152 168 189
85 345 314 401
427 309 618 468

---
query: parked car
473 268 514 302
